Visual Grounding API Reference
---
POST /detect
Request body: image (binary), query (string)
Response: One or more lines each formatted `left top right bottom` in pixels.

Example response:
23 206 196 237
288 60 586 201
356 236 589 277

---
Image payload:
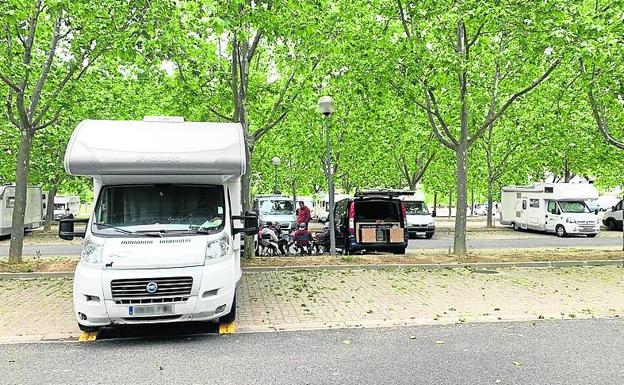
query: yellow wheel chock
78 331 98 342
219 322 236 334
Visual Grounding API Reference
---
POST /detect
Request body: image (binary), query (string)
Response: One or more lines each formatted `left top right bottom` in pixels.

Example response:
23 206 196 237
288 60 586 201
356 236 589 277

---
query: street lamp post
272 156 281 194
317 96 337 256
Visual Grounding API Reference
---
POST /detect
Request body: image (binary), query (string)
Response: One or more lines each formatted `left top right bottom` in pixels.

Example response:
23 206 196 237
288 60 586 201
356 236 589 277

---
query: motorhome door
545 201 560 232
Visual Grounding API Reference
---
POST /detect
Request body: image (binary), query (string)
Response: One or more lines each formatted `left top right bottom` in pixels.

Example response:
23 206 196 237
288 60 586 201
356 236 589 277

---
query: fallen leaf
513 361 523 366
435 340 445 345
409 335 416 340
341 339 352 345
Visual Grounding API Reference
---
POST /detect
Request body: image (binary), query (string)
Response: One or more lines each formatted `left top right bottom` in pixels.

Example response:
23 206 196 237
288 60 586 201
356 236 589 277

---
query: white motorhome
313 193 350 222
400 192 435 239
53 195 81 220
500 183 600 237
0 185 43 237
59 118 258 332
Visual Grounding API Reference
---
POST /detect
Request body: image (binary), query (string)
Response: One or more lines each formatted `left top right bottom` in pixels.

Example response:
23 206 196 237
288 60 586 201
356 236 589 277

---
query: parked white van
59 117 258 332
53 195 81 220
0 185 43 237
400 193 435 239
602 199 623 231
500 183 600 237
254 195 297 230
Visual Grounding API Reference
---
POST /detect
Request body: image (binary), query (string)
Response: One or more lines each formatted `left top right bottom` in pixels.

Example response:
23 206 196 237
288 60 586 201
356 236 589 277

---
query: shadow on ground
96 321 221 341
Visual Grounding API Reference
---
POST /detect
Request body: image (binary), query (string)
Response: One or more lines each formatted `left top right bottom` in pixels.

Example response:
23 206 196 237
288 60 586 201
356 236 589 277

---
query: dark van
333 190 409 255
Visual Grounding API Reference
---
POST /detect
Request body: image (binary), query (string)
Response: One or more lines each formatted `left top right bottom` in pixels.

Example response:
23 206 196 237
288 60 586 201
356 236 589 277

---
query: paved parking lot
1 266 623 342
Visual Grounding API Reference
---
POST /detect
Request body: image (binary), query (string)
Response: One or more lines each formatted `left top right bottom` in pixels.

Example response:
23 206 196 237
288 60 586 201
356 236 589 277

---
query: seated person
314 222 331 254
259 222 280 255
273 222 290 255
291 223 312 254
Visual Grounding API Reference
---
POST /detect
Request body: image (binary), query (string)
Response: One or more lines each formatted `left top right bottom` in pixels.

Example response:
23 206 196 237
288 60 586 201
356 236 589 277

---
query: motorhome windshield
54 203 65 210
93 185 225 235
404 201 429 215
559 201 590 214
259 199 294 215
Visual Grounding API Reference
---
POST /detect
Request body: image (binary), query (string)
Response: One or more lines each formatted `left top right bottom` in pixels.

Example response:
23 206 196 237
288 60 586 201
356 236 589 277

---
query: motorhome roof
355 189 406 198
64 119 245 177
502 183 598 200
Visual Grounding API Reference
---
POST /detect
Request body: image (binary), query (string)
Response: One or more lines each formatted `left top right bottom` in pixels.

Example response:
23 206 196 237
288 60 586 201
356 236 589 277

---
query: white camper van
254 195 297 230
59 118 258 332
53 195 81 220
0 185 43 237
400 193 435 239
500 183 600 237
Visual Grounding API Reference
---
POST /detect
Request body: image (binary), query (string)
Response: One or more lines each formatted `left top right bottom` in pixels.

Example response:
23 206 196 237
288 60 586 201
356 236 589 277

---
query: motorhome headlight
205 234 230 260
80 236 104 264
428 222 435 226
566 217 576 223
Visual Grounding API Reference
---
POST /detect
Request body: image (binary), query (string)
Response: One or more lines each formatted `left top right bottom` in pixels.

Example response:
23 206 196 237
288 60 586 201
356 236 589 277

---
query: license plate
580 228 593 232
416 232 426 236
128 304 174 316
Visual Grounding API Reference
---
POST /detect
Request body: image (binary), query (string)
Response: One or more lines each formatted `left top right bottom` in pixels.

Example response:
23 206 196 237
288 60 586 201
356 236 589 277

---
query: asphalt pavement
1 231 622 256
2 319 623 384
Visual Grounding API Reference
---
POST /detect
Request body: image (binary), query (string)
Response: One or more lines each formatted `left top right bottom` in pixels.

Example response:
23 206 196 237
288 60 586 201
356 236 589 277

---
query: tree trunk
241 140 254 259
44 185 57 231
448 189 452 218
432 192 437 217
453 144 468 256
486 180 494 228
291 180 297 219
9 130 34 263
470 189 475 216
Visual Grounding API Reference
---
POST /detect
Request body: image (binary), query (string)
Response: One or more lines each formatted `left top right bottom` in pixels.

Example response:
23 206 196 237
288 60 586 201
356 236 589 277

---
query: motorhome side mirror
233 211 259 235
58 217 87 241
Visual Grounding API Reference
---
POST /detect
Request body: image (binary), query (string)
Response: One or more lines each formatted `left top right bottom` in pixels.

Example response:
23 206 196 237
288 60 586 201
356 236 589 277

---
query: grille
111 277 193 299
114 297 189 305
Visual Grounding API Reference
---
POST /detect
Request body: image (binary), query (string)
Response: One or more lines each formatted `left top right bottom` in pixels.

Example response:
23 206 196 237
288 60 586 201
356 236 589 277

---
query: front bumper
73 259 240 328
407 226 435 235
563 223 599 235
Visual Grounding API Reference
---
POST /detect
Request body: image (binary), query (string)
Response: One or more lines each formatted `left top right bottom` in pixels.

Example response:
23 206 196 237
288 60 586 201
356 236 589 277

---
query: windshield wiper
92 222 136 235
93 223 166 237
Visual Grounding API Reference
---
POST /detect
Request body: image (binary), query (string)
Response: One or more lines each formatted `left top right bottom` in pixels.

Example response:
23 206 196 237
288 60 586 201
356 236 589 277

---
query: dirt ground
1 248 622 273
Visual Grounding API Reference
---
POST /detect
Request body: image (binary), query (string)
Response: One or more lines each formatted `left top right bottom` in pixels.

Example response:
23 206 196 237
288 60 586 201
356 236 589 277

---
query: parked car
254 195 297 230
333 190 409 255
473 204 488 216
400 195 434 239
602 199 623 231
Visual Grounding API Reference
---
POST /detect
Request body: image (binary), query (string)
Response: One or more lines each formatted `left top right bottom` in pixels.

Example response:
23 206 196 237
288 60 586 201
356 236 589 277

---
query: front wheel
555 225 567 238
606 219 617 231
512 222 520 231
219 294 237 324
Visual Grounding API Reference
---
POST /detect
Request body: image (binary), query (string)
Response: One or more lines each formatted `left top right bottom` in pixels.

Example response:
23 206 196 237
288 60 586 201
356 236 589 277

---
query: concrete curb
2 259 622 279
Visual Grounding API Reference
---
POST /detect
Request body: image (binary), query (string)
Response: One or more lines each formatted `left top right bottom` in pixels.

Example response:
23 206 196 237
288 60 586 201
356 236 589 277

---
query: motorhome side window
93 185 225 235
547 201 557 214
529 199 539 208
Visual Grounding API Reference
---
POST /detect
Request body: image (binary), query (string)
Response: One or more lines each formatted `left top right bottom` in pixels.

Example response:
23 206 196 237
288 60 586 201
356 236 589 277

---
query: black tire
392 247 406 255
512 222 520 231
77 323 100 333
220 294 236 324
606 219 617 231
586 234 598 238
425 233 434 239
555 225 567 238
